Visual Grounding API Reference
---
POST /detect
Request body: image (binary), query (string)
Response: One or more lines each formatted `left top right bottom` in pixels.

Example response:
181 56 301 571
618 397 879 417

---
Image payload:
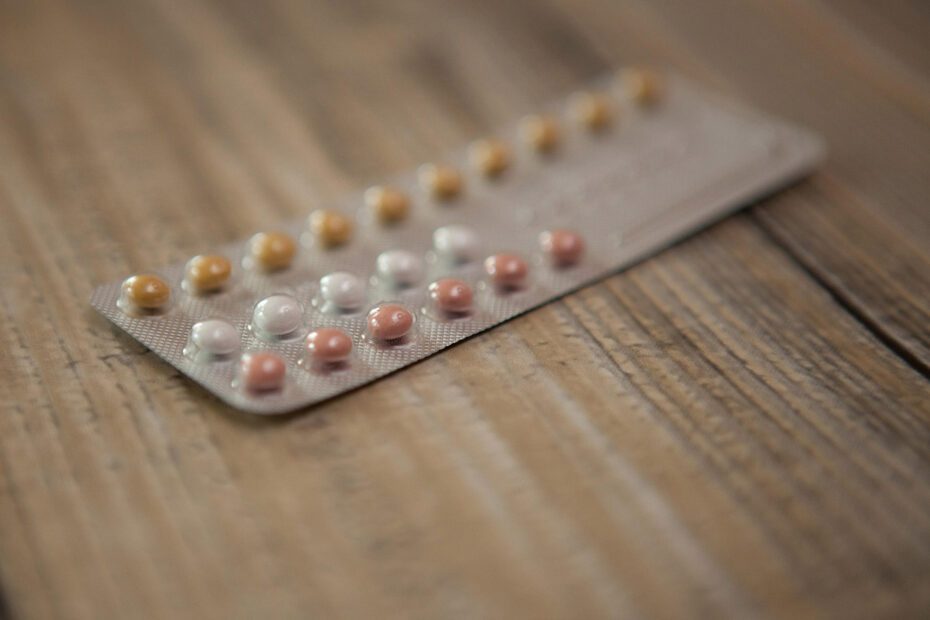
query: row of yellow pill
301 68 664 246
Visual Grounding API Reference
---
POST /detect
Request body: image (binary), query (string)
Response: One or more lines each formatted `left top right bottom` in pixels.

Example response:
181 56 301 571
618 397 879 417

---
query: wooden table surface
2 0 929 618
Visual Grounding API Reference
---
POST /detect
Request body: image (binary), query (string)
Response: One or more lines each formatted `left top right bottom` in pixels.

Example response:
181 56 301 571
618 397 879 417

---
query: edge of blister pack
90 73 825 414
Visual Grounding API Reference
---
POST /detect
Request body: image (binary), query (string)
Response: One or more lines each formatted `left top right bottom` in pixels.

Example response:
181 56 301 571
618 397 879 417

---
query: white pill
433 225 479 263
376 250 424 286
190 319 239 356
252 294 303 336
319 272 367 310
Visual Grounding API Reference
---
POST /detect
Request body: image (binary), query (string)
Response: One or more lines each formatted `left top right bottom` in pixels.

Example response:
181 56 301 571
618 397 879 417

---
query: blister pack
90 70 823 414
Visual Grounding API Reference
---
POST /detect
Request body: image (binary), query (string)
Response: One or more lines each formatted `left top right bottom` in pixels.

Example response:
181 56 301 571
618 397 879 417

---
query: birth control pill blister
90 71 824 414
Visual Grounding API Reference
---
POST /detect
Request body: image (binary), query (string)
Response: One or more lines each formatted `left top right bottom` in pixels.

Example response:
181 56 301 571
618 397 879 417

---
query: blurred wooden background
1 0 929 618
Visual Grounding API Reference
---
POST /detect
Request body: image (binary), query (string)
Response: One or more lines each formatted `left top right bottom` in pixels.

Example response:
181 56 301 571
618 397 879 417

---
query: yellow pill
520 115 560 153
122 274 170 310
620 67 663 106
185 255 231 293
365 186 410 225
418 164 463 201
249 231 296 271
309 209 353 248
570 92 613 131
469 138 511 178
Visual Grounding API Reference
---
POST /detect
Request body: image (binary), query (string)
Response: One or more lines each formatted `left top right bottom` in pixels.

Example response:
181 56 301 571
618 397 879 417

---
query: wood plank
1 0 929 618
549 0 930 367
817 0 930 77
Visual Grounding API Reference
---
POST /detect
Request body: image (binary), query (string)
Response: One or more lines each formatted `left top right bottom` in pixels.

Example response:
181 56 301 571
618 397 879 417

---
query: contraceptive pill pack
90 70 824 414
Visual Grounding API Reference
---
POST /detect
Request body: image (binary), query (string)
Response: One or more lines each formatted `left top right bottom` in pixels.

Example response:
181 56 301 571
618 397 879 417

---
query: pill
570 92 613 131
520 114 560 153
376 249 424 287
252 294 303 336
469 138 511 177
365 185 410 224
249 231 296 271
540 229 585 266
620 67 663 106
190 319 239 356
122 274 171 310
484 254 528 288
309 209 353 248
185 255 232 293
367 303 414 341
429 278 473 314
433 225 479 263
319 272 367 310
419 164 463 200
239 352 286 392
306 328 353 363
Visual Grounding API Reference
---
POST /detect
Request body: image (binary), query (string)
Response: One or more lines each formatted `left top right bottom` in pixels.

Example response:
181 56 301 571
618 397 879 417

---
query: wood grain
1 0 929 618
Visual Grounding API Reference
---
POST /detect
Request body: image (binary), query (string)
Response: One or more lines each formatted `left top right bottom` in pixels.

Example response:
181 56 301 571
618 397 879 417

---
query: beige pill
469 138 511 177
309 209 353 248
365 185 410 224
122 274 171 310
419 164 463 201
570 92 613 131
249 231 296 271
520 114 560 153
620 67 663 106
185 255 232 293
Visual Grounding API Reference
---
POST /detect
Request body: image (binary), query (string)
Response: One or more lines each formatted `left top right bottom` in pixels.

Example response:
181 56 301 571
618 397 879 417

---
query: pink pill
540 229 585 266
484 253 528 288
429 278 473 313
306 328 353 363
367 303 414 341
239 352 286 391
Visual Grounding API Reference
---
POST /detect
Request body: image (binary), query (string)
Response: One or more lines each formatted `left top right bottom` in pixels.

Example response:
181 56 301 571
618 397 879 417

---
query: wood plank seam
750 200 930 381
